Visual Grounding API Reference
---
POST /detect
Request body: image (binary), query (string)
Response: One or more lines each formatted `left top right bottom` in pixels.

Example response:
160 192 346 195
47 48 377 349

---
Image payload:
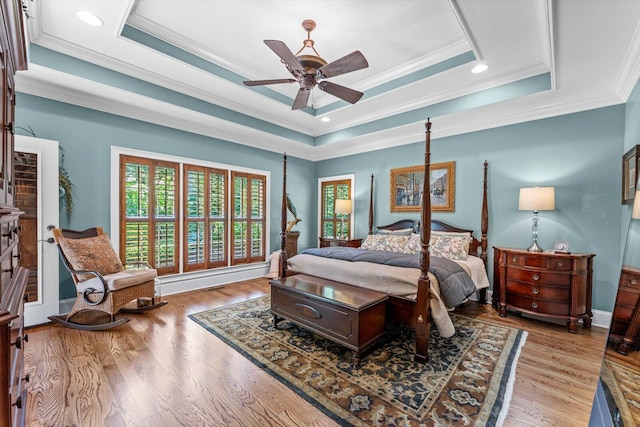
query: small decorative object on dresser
609 265 640 355
493 247 595 333
319 237 363 248
553 241 570 253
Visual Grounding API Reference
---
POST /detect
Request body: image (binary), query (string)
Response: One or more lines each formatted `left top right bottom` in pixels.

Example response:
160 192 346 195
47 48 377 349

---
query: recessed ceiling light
77 10 103 26
471 64 488 74
320 117 331 122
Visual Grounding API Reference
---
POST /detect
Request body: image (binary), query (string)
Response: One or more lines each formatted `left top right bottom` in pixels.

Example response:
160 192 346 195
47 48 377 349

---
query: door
16 135 59 326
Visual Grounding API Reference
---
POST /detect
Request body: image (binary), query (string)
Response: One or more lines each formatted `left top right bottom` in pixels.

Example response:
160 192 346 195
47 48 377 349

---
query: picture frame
622 145 640 205
553 241 570 254
390 161 455 212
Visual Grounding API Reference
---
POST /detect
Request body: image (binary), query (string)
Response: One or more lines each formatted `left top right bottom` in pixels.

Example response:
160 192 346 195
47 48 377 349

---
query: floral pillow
429 234 472 261
360 234 415 254
58 234 125 282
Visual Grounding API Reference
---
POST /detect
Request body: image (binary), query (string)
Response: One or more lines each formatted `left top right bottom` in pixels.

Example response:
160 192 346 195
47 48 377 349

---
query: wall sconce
335 199 352 239
519 187 555 252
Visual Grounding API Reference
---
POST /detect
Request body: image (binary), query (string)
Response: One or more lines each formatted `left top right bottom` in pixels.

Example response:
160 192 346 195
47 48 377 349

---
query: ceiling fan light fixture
77 10 103 26
471 63 488 74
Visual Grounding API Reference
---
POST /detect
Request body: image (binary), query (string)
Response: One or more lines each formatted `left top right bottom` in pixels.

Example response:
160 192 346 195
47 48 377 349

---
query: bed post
414 119 432 364
478 160 489 304
279 153 288 278
368 173 374 235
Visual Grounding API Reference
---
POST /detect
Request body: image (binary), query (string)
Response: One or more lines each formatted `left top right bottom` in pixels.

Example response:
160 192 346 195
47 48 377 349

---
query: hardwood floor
24 278 608 427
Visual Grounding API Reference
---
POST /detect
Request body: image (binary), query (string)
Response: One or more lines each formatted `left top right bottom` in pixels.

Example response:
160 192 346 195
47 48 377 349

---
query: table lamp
335 199 352 239
519 186 555 252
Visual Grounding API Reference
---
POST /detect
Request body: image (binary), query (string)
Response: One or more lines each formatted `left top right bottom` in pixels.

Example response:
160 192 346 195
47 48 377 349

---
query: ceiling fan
243 19 369 110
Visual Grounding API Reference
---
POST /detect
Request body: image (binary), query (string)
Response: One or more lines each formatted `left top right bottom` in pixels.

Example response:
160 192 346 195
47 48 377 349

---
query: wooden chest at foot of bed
270 274 388 366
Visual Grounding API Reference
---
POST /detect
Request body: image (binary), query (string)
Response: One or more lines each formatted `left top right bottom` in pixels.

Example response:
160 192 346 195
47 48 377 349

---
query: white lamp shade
335 199 352 215
518 187 555 211
632 191 640 219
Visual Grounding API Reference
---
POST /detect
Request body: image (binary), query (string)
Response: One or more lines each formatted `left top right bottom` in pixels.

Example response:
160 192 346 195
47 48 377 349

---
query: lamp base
527 242 544 253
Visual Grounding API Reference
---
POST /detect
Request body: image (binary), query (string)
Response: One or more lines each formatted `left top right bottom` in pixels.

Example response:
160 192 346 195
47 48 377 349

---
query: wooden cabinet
493 247 595 333
0 1 28 426
319 237 362 248
285 231 299 259
609 265 640 355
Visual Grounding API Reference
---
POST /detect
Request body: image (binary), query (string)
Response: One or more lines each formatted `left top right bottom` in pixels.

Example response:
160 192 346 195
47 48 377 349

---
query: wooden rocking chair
48 227 167 330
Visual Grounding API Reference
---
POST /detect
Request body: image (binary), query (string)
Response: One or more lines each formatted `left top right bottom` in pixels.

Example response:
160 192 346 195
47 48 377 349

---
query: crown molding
615 18 640 100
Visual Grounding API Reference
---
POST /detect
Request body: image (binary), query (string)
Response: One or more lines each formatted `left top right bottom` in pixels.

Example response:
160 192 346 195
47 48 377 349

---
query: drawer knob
531 302 539 309
12 396 21 409
531 274 540 281
557 261 563 267
531 287 539 295
512 257 517 262
632 279 637 285
23 373 30 383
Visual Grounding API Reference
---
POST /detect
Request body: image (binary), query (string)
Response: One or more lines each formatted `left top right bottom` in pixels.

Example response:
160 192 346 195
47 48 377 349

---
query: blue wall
16 94 316 298
317 106 626 312
16 92 626 311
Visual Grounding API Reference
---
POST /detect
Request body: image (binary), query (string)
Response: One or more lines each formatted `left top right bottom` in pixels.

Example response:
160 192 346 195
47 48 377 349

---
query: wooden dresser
0 1 29 426
319 237 362 248
609 265 640 355
493 247 595 333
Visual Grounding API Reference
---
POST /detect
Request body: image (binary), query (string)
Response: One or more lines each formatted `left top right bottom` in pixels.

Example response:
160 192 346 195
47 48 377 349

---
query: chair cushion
77 268 158 292
58 234 125 281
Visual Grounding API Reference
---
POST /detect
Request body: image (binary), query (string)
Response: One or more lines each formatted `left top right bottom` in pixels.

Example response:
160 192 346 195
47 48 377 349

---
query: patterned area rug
189 296 527 427
601 358 640 426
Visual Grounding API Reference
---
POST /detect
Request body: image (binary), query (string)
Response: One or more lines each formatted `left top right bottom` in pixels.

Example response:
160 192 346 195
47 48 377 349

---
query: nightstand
493 247 595 333
319 237 363 248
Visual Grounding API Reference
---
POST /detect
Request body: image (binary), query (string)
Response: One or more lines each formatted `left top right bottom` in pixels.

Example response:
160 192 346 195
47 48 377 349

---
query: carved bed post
368 173 374 235
279 153 288 278
477 160 489 305
414 119 432 364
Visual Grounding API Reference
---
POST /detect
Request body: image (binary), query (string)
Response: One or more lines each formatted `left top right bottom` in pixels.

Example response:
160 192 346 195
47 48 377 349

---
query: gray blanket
300 247 477 307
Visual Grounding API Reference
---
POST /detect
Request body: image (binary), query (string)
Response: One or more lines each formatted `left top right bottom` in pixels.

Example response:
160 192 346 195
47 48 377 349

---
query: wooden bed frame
277 119 489 363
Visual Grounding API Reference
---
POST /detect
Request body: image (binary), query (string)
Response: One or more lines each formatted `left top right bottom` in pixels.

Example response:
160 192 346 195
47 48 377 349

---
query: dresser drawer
506 280 570 301
506 293 570 316
620 270 640 290
505 253 573 271
506 268 570 286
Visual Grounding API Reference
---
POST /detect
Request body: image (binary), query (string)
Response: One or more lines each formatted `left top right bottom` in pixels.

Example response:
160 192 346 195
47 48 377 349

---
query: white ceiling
15 0 640 161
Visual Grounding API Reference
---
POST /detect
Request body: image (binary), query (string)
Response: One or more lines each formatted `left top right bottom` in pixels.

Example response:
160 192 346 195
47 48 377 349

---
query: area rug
600 358 640 426
189 296 527 427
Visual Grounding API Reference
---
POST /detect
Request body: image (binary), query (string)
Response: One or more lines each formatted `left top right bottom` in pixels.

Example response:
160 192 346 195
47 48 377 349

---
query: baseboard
58 262 270 315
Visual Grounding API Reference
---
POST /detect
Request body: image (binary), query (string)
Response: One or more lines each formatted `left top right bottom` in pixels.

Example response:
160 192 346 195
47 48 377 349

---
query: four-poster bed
272 119 490 363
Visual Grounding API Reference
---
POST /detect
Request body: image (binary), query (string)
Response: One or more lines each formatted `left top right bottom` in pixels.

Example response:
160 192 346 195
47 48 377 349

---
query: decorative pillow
58 234 125 282
428 234 472 261
360 234 415 254
378 228 413 236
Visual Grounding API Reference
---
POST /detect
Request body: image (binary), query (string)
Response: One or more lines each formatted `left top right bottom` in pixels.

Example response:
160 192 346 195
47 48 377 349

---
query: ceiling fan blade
264 40 305 76
243 79 297 87
317 51 368 79
318 81 364 104
292 88 311 110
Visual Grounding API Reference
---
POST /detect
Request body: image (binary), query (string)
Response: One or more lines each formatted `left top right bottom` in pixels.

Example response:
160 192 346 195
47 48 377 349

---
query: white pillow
378 227 413 236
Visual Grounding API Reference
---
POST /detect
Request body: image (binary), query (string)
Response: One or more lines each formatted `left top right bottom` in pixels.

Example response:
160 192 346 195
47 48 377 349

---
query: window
232 171 266 265
183 165 228 271
120 154 267 276
120 155 180 275
319 177 353 239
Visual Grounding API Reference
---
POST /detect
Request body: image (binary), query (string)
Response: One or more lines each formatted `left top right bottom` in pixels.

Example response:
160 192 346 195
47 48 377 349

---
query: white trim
110 145 271 274
317 174 356 240
58 261 269 314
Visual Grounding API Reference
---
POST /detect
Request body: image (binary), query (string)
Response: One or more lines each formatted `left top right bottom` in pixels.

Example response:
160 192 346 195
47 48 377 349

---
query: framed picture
390 161 455 212
623 145 640 205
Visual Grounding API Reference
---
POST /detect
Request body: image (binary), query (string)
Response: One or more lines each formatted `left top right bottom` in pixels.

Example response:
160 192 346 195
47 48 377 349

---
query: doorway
15 135 59 326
